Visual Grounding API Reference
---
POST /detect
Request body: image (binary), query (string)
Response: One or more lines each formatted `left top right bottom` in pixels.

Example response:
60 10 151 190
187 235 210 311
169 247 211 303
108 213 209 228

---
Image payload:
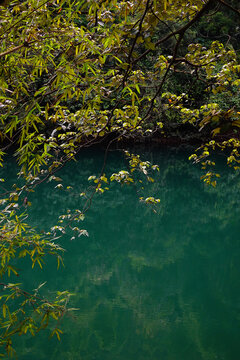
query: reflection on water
3 147 240 360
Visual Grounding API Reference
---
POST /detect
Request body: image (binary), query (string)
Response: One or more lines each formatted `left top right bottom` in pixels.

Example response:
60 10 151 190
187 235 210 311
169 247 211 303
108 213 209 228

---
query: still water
4 147 240 359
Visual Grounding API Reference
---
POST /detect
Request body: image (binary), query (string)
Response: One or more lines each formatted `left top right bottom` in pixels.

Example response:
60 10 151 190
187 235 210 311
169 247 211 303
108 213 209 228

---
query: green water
3 147 240 360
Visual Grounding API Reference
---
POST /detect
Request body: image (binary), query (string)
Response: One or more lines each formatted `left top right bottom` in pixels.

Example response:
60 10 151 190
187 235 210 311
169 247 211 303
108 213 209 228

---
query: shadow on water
2 146 240 360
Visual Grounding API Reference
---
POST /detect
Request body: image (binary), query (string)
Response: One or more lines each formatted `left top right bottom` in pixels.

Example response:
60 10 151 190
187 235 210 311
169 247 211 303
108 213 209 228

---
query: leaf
212 127 220 136
232 120 240 128
2 304 7 318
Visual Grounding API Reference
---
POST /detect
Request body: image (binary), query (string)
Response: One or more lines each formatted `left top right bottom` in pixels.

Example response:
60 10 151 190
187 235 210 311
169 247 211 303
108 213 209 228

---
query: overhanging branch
134 0 215 65
217 0 240 16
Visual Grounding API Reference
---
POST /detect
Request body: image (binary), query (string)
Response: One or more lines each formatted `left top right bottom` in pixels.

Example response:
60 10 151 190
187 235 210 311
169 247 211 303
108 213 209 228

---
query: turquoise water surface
2 147 240 360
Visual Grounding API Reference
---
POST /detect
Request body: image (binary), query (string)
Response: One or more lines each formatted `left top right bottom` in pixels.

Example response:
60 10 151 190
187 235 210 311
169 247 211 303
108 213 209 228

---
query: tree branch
217 0 240 16
0 41 31 58
134 0 215 65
